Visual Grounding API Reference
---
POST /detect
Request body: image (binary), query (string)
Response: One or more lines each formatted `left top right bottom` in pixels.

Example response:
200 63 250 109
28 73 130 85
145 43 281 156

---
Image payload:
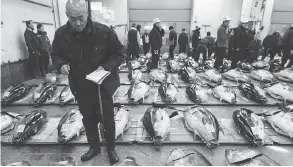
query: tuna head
142 107 171 145
128 69 143 83
150 68 166 83
158 83 177 103
128 82 150 104
59 86 75 105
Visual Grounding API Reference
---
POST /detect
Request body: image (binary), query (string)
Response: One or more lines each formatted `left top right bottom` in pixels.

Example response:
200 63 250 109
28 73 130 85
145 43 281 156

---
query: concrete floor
2 144 293 166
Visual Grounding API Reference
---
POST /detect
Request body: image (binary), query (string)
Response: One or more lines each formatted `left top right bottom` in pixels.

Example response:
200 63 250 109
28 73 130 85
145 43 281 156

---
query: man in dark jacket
194 35 212 63
262 32 279 61
126 23 140 62
214 16 230 69
169 26 177 59
142 29 150 55
206 32 215 58
51 0 123 164
178 29 188 53
247 34 262 63
191 26 201 58
24 20 42 78
281 25 293 68
231 19 249 69
227 28 235 60
37 24 51 75
149 18 165 69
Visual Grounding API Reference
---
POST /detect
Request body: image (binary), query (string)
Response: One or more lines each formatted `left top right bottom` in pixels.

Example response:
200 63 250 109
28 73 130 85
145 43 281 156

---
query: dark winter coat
248 39 262 52
169 29 177 46
178 33 188 46
150 26 165 50
283 27 293 50
216 24 229 48
128 28 139 46
192 29 201 48
51 19 124 101
233 25 248 51
24 29 40 53
37 31 51 52
263 34 278 49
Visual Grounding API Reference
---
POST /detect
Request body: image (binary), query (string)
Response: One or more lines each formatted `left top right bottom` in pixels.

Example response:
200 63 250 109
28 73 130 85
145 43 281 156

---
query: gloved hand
60 64 70 75
154 50 159 55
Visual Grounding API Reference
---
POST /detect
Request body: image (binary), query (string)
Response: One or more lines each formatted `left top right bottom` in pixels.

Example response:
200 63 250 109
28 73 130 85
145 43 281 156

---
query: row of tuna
1 82 75 106
4 147 281 166
1 103 131 144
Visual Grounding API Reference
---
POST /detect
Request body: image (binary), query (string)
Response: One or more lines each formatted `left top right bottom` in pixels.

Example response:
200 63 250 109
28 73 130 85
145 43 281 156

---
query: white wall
191 0 243 38
1 0 55 64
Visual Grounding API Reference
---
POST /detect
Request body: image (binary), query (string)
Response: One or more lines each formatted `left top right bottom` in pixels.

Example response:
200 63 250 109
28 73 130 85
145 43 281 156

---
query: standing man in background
169 26 177 59
206 32 215 58
150 18 165 69
178 29 188 54
281 24 293 68
214 16 230 69
194 35 210 63
126 23 140 63
262 31 279 61
231 19 249 69
24 20 42 78
51 0 123 164
247 34 262 63
142 29 150 55
37 24 51 75
191 26 201 58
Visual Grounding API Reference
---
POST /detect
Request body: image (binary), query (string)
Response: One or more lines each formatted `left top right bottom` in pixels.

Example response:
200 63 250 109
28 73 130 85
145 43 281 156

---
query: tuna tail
153 136 163 146
207 140 219 149
57 136 69 144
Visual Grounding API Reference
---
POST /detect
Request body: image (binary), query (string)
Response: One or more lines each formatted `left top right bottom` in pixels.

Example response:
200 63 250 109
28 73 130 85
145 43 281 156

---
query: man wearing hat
169 26 177 59
149 18 165 69
126 23 140 63
214 16 231 69
231 18 250 69
281 24 293 68
178 28 188 54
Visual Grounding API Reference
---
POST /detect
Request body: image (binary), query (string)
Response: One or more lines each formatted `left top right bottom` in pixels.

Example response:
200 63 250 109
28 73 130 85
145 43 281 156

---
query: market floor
1 144 293 166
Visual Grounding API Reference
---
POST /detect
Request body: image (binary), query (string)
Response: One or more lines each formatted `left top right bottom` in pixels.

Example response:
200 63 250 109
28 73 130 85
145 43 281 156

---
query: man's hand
97 66 105 71
60 64 70 75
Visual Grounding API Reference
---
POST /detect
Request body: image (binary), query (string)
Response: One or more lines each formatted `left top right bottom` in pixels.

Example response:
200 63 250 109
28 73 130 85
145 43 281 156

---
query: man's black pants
76 88 115 150
150 49 160 69
40 50 50 74
169 45 176 59
143 43 150 55
179 44 187 53
194 44 207 62
214 47 227 69
28 50 43 78
231 50 246 69
281 49 293 68
127 43 139 63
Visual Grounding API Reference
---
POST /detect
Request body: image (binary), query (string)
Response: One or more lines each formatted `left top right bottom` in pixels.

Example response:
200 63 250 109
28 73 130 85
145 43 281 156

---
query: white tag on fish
206 124 215 133
16 125 25 133
61 124 70 132
3 91 10 98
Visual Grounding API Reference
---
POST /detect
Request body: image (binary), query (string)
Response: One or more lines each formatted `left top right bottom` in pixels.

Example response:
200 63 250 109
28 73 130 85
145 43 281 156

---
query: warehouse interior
1 0 293 166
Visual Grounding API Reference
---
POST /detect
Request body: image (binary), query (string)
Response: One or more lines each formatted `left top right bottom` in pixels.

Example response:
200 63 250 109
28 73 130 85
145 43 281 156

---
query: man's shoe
81 148 101 161
108 150 119 165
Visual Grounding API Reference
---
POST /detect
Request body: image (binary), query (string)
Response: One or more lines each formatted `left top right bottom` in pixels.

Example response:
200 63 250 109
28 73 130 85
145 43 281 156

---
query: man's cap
153 18 161 24
132 23 136 27
223 16 231 22
240 18 250 23
182 28 186 31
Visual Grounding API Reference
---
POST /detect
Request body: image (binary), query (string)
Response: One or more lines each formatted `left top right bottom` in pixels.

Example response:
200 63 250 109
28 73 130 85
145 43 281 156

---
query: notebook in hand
86 69 111 85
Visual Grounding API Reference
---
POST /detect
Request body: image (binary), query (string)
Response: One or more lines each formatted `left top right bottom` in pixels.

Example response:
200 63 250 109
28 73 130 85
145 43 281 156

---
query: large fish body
186 57 199 69
261 105 293 138
274 68 293 83
45 73 58 84
204 69 222 84
128 69 143 83
1 83 32 105
158 83 177 103
137 55 148 66
12 110 47 144
57 109 84 144
238 83 268 104
128 60 141 70
5 161 32 166
225 148 280 166
141 106 171 145
184 105 221 148
150 68 167 84
51 156 76 166
1 112 20 134
167 59 181 72
186 84 209 104
251 60 270 69
251 70 275 83
265 83 293 102
127 81 151 104
166 148 212 166
32 82 57 106
238 62 254 73
213 84 236 104
115 156 139 166
114 104 130 139
223 69 251 83
178 67 196 84
59 86 75 105
233 108 273 145
205 59 215 69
